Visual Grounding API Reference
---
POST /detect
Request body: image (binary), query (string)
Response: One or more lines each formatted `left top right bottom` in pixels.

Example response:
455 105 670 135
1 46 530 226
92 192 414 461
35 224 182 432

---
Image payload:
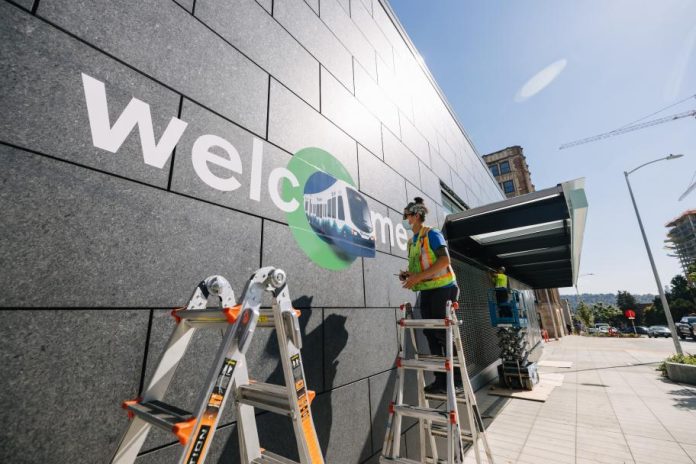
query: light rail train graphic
303 171 376 258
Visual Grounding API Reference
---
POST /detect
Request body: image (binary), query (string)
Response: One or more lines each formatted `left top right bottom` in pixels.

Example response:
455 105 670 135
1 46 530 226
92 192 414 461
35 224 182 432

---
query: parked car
676 315 696 340
619 325 649 335
648 326 671 338
589 323 610 334
635 326 649 335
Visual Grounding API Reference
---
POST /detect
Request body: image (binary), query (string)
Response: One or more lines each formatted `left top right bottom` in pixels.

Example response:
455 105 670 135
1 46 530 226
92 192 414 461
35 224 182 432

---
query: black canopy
443 179 588 289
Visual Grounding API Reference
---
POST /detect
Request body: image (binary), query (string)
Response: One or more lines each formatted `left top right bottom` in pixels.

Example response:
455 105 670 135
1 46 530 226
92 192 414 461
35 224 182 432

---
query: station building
0 0 586 462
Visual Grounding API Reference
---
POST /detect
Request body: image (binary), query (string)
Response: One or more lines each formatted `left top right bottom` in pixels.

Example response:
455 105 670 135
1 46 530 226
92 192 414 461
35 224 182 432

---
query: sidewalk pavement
465 335 696 464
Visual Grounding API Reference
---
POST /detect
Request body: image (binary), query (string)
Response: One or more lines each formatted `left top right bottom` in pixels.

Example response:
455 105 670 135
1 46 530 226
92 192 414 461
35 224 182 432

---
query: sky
390 0 696 295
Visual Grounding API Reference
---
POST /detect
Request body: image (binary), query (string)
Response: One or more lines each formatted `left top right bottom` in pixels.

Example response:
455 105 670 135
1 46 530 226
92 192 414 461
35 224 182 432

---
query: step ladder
111 267 324 464
380 301 494 464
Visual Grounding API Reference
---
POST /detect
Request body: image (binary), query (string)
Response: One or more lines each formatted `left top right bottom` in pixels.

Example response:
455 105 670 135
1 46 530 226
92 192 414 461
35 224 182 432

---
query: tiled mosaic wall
1 0 506 462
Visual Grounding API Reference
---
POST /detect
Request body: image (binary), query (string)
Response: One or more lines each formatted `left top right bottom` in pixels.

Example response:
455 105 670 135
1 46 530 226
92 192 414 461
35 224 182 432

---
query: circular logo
284 148 375 270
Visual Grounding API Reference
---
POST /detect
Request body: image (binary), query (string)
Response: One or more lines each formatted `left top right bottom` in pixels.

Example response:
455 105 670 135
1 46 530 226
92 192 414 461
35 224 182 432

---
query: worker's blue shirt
412 228 456 288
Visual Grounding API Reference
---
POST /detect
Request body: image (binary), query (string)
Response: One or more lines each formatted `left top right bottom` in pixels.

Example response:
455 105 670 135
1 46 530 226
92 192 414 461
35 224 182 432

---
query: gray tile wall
1 0 505 462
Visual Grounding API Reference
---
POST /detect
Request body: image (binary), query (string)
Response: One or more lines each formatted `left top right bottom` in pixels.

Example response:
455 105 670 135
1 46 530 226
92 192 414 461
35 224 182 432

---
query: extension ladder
380 301 494 464
111 267 324 464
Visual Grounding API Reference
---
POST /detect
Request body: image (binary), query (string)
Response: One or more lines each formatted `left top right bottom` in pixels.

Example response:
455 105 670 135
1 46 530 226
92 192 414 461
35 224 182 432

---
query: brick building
482 146 535 198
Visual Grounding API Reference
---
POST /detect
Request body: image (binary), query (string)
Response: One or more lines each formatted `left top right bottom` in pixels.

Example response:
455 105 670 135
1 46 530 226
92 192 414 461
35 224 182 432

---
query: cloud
515 59 568 103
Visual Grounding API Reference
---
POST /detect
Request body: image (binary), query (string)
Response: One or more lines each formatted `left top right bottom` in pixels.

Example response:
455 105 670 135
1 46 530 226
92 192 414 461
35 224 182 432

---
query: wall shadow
216 301 350 462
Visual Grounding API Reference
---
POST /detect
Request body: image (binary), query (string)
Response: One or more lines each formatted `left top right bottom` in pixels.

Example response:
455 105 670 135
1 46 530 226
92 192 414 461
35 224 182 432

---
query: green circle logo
284 148 376 270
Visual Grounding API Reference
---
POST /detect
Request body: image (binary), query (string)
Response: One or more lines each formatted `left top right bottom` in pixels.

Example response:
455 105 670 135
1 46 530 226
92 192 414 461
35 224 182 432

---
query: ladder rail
111 267 324 464
381 301 494 464
450 303 494 464
111 276 232 464
267 282 323 464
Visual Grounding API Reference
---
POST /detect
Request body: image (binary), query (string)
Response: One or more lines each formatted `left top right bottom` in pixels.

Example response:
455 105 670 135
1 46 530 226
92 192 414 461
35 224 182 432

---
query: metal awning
443 179 588 289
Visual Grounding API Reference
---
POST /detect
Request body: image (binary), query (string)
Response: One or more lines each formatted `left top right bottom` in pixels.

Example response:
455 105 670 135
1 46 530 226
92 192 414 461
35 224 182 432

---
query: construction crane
559 108 696 150
559 94 696 200
679 171 696 201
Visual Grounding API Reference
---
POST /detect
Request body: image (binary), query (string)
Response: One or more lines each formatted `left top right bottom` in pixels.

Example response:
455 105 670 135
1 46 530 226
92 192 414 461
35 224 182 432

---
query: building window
489 164 499 176
441 188 466 220
500 161 511 174
502 180 515 194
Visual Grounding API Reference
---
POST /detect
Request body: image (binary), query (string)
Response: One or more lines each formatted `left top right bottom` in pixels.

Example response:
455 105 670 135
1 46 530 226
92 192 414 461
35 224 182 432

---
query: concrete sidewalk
465 335 696 464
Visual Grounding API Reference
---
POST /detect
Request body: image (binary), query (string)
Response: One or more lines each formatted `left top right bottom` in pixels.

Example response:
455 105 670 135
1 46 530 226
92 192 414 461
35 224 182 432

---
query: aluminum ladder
380 301 494 464
111 267 324 464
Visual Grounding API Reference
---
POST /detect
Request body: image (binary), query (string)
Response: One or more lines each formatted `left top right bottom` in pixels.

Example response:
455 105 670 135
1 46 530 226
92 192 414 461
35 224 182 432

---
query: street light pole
624 154 684 354
575 273 594 307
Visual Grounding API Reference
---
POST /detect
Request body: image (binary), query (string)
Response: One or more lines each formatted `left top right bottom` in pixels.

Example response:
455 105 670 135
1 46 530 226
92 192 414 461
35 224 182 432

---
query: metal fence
451 259 543 377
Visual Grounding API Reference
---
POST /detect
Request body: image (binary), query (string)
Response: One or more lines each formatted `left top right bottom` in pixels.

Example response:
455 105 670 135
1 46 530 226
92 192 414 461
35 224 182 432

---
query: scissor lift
487 289 539 391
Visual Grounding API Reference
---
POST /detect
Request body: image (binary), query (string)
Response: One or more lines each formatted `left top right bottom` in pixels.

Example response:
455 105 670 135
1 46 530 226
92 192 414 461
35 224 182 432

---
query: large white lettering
191 134 243 191
395 223 409 250
371 212 394 246
249 138 264 202
80 71 407 245
81 73 187 168
268 167 299 212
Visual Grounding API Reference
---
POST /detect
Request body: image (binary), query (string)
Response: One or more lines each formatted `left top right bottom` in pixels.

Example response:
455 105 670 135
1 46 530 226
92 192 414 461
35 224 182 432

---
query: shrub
657 353 696 376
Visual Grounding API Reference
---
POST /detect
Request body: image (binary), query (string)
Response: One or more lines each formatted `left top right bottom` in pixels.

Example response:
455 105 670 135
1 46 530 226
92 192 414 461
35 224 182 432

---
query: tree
670 275 696 305
616 290 640 324
616 290 637 311
688 262 696 284
650 275 696 323
642 303 665 326
591 302 623 326
576 302 593 330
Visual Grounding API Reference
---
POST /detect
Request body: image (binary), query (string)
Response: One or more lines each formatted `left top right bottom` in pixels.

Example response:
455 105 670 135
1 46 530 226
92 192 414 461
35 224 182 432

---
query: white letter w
81 72 187 169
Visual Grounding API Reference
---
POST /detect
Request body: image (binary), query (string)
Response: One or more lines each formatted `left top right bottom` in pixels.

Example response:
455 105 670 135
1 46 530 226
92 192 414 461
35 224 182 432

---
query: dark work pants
420 285 461 386
496 288 512 318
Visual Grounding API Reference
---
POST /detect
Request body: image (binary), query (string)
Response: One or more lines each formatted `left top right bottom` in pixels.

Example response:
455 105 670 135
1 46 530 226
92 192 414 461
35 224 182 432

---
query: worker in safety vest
491 266 512 319
491 267 509 303
399 197 461 394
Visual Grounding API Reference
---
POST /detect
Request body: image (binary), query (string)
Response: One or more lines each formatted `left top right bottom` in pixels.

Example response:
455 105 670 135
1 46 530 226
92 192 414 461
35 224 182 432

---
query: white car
648 326 671 338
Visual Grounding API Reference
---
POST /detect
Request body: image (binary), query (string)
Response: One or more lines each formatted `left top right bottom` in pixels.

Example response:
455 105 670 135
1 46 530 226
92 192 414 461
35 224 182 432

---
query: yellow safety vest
495 273 508 288
407 226 456 291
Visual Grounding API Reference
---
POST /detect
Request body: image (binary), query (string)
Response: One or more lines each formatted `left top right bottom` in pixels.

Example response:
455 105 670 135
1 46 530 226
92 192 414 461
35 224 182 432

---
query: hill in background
560 293 655 311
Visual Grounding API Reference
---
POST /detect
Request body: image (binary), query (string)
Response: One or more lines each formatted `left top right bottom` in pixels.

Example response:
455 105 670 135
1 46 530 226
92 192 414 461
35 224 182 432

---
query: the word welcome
80 72 409 251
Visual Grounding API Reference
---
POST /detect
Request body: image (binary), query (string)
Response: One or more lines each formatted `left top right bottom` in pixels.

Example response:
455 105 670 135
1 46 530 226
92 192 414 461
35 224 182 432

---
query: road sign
624 309 636 320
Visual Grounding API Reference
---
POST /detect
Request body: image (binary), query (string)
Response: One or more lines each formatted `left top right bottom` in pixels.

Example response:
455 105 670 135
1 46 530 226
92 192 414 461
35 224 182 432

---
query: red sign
624 309 636 320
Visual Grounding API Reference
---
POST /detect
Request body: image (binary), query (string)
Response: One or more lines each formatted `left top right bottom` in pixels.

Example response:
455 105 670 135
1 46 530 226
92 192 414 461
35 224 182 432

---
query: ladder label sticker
289 354 323 462
209 358 237 408
187 425 211 464
184 358 237 463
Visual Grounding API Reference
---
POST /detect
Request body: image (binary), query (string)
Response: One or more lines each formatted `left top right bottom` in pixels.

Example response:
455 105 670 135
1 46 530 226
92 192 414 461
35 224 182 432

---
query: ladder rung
429 423 474 441
379 458 423 464
398 358 448 372
399 318 460 329
379 457 448 464
125 400 193 431
393 405 450 424
424 391 468 404
416 354 462 368
237 382 293 416
251 450 299 464
172 308 292 328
